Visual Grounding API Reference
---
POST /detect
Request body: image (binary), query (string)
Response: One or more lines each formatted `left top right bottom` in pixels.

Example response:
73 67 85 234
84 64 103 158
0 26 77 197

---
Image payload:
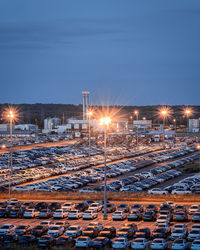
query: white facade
189 119 200 132
43 117 61 133
0 124 9 132
133 120 152 129
15 124 38 131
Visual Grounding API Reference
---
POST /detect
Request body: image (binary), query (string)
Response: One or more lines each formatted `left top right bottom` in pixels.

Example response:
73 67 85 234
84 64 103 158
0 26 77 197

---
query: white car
148 188 168 195
53 209 68 219
7 198 18 204
156 215 170 225
75 236 93 248
47 225 64 237
171 239 188 250
150 238 168 250
188 229 200 241
83 210 98 220
88 203 102 212
191 239 200 250
112 211 127 221
171 228 187 240
189 205 200 215
40 221 53 227
61 202 75 211
132 238 150 249
171 189 192 195
0 224 16 235
23 209 39 218
112 237 131 249
68 210 82 219
65 225 82 238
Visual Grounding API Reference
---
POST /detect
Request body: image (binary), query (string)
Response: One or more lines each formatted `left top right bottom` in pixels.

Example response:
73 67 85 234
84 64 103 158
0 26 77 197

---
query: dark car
174 205 186 213
0 202 7 208
38 235 55 247
91 237 112 248
151 228 169 239
117 204 130 213
22 202 35 209
146 204 158 212
8 207 25 218
98 226 116 239
174 211 188 222
31 225 48 237
56 236 75 246
124 223 137 233
35 202 48 211
2 233 18 244
82 226 100 238
134 228 151 239
48 202 61 212
18 235 37 244
74 202 89 212
116 227 134 238
0 208 8 218
102 203 116 213
143 210 156 221
14 225 32 236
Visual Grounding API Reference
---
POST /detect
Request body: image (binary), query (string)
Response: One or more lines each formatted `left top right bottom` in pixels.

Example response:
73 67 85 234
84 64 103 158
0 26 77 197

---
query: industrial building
189 119 200 132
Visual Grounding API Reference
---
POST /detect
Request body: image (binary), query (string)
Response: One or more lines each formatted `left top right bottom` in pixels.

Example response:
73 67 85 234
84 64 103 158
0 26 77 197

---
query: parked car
150 238 168 250
132 238 150 249
53 209 68 219
31 225 48 237
171 239 189 250
75 236 93 248
56 236 75 246
38 235 55 247
0 224 16 235
47 225 64 237
112 237 131 249
82 209 98 220
112 210 127 220
14 225 32 236
91 236 112 248
68 210 82 219
65 225 82 238
191 239 200 250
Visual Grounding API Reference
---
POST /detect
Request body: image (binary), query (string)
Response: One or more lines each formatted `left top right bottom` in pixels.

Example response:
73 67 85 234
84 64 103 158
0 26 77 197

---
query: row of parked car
11 146 168 193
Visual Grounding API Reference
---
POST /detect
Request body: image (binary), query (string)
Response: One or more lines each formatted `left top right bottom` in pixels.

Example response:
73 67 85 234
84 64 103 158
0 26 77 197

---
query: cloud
0 18 124 51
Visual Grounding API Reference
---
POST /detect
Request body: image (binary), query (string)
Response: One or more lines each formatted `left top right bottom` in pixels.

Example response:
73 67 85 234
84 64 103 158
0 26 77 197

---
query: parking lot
0 199 200 249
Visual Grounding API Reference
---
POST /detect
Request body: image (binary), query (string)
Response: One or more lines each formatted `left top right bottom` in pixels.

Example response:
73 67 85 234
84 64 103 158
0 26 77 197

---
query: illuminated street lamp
100 117 111 220
159 108 170 145
3 107 18 199
87 111 93 160
134 110 139 120
184 108 192 132
142 117 146 120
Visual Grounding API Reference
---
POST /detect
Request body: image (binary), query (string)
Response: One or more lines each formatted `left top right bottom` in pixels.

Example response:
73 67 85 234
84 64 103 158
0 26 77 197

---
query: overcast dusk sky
0 0 200 105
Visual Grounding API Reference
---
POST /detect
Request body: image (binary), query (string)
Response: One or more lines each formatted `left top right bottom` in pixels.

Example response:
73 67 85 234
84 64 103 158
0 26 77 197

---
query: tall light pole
184 108 192 133
134 110 139 147
100 117 111 220
160 108 168 146
87 111 93 161
7 110 14 199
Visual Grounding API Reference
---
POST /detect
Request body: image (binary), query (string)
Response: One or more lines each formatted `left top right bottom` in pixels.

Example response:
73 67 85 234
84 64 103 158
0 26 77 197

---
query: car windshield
193 241 200 244
34 226 43 230
1 225 10 229
17 226 26 229
115 239 124 242
173 229 184 233
191 230 200 234
119 228 129 232
115 212 122 215
41 237 49 240
153 239 163 243
0 209 5 212
49 227 59 230
134 239 144 243
78 238 87 241
68 227 78 231
70 210 77 213
174 240 184 244
85 211 91 214
26 210 33 212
